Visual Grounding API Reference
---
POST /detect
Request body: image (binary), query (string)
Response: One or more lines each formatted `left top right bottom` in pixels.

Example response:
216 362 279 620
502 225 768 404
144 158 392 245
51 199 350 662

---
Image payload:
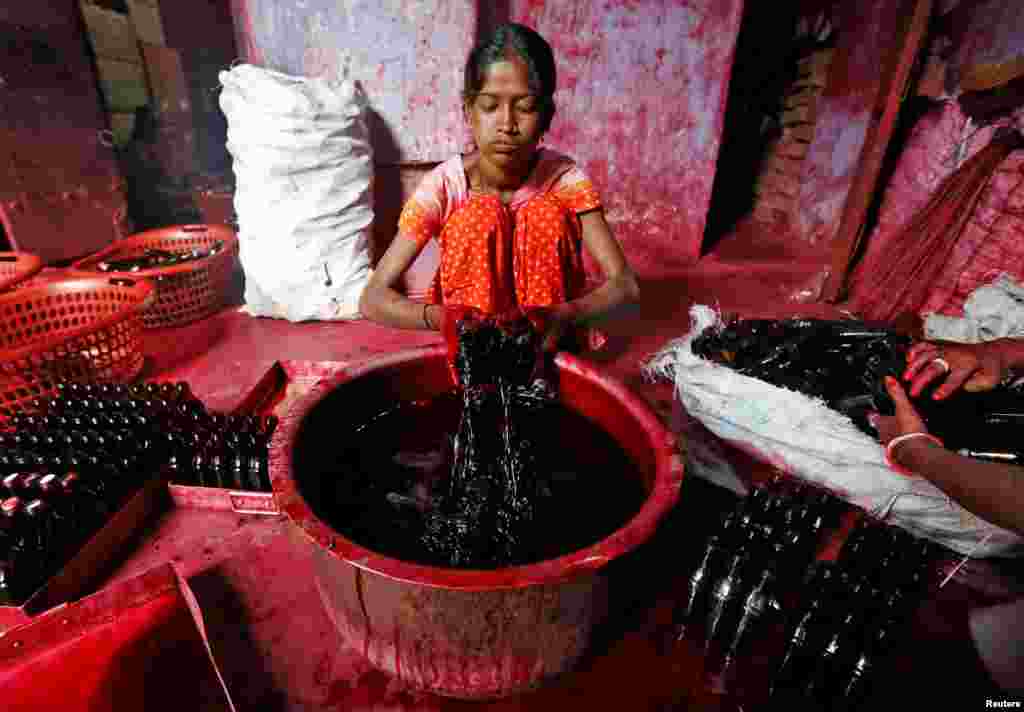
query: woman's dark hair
464 23 557 132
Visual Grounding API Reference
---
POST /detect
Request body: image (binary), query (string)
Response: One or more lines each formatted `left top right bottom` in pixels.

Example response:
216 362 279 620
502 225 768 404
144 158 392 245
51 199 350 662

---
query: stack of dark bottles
96 241 225 273
692 317 1024 460
421 313 556 568
0 380 276 606
671 476 940 708
672 477 846 695
768 516 939 710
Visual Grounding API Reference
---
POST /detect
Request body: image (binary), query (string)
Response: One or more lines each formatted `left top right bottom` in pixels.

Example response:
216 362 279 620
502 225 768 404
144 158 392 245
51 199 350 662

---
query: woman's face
465 56 545 170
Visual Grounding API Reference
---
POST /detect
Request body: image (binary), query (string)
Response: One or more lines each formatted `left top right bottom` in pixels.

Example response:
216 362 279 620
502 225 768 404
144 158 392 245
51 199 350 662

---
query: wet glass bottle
1 498 29 597
19 473 42 498
227 446 247 490
0 561 14 606
801 611 864 703
833 619 893 712
24 499 54 574
61 472 107 531
1 473 23 499
770 569 842 699
247 433 271 491
704 548 752 651
710 563 780 675
673 533 725 641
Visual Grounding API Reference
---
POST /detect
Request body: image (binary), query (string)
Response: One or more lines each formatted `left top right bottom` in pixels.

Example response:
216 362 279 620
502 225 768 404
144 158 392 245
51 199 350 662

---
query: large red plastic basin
270 346 684 699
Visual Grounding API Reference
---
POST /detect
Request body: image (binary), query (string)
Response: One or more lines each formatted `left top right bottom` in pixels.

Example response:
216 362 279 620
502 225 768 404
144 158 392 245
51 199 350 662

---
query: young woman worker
359 23 639 352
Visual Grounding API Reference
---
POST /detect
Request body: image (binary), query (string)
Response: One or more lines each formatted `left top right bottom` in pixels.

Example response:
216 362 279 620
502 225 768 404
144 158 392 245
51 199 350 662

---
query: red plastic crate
72 224 239 329
0 252 43 292
0 275 154 421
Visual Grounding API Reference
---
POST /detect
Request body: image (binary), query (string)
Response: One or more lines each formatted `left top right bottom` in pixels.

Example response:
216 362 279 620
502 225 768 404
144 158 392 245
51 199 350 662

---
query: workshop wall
0 2 126 262
227 0 744 275
945 0 1024 93
846 1 1024 315
793 0 917 247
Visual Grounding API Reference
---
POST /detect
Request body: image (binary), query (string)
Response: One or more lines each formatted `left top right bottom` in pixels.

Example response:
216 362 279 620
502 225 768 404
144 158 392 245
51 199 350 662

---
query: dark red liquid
313 392 646 569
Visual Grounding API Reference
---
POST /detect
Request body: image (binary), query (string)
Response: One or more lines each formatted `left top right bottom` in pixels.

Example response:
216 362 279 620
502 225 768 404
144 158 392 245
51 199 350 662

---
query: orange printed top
397 149 603 248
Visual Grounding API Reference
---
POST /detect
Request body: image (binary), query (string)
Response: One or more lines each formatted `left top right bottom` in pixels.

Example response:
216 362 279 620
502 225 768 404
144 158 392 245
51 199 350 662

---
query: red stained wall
227 0 478 164
509 1 744 273
794 0 916 247
0 2 126 261
226 0 743 275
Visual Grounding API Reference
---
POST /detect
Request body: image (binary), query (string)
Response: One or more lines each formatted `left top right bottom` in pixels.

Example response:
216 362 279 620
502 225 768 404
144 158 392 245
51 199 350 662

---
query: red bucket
270 347 684 699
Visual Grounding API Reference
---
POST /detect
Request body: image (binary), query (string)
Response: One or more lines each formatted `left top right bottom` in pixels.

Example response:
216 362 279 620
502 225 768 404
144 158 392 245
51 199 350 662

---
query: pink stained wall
508 1 744 273
227 0 478 164
794 0 916 247
226 0 744 274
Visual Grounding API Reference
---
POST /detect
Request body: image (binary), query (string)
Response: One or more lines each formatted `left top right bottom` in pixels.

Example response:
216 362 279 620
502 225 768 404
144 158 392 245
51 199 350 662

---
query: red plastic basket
0 275 154 420
72 224 239 329
0 252 43 292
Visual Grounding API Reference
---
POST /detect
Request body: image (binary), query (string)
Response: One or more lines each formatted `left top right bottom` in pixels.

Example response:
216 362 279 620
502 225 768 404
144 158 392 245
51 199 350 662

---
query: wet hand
437 305 485 385
524 305 577 353
903 341 1005 399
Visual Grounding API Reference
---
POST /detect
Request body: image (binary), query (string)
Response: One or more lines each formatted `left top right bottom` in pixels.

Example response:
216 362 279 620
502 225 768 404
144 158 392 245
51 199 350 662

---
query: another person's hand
903 340 1007 400
871 376 943 476
871 376 929 446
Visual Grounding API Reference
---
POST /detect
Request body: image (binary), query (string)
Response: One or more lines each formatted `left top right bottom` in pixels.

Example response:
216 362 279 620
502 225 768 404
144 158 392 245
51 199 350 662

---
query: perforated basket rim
71 224 239 280
0 275 155 364
0 252 44 291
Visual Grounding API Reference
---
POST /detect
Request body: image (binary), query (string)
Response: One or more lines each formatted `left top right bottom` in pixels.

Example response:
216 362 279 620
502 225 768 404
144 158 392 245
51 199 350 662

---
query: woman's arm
358 237 441 331
878 377 1024 536
551 209 640 325
894 437 1024 536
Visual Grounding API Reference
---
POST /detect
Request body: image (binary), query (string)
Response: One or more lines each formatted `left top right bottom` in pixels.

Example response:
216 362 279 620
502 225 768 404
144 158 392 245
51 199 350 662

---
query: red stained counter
56 269 1017 709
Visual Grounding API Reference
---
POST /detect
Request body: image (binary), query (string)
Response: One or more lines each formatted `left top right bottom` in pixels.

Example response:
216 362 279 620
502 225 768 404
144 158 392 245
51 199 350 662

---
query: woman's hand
871 376 929 446
436 304 484 340
436 305 485 385
523 304 578 352
903 341 1008 399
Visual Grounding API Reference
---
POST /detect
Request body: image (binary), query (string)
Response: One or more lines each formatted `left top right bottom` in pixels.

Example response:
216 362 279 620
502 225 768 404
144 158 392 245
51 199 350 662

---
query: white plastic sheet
645 305 1023 558
219 65 373 321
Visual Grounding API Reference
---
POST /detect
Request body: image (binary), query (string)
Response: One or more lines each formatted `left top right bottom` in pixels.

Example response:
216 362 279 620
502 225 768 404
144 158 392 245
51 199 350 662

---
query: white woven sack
644 305 1023 558
925 273 1024 343
219 64 373 321
219 64 361 116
